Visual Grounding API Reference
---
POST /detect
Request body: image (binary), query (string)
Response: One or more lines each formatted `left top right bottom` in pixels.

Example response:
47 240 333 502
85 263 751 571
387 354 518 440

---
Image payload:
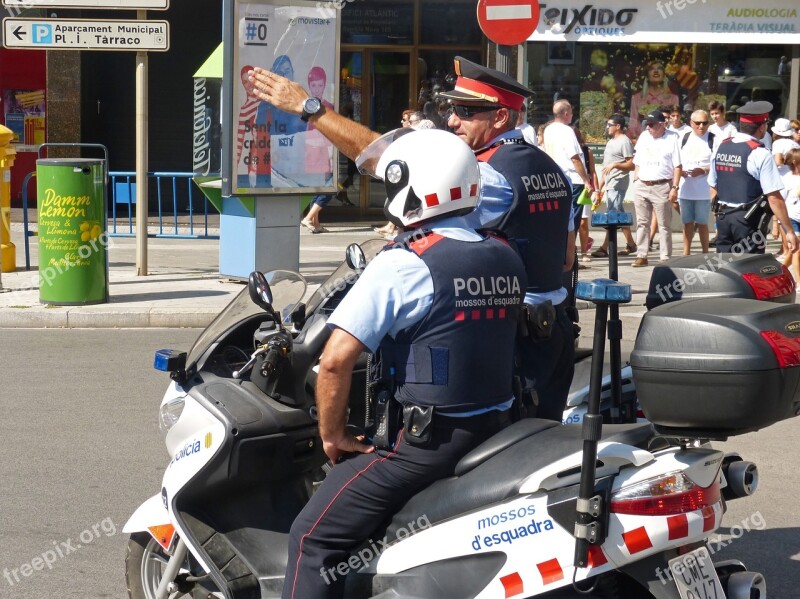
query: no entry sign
477 0 539 46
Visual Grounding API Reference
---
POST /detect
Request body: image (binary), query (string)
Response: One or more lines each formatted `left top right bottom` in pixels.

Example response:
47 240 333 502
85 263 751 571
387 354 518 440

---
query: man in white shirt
668 105 691 136
631 110 682 266
708 100 737 144
678 110 714 254
543 99 595 230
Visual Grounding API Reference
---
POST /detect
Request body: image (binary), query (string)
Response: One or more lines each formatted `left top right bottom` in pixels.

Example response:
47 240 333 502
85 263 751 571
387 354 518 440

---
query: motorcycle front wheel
125 532 215 599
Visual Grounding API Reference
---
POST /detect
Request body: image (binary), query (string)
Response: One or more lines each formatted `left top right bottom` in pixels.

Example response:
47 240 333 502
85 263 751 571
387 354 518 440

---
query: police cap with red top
736 101 773 124
438 56 532 111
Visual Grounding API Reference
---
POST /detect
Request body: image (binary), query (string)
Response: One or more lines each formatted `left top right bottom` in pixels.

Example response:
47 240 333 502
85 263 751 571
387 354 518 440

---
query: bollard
0 125 17 274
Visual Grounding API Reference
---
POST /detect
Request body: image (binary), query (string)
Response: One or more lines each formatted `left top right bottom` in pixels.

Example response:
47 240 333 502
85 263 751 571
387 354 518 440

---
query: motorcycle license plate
668 547 725 599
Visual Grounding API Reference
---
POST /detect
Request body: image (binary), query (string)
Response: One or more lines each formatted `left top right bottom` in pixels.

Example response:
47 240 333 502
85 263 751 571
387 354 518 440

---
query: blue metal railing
20 170 219 270
109 171 218 239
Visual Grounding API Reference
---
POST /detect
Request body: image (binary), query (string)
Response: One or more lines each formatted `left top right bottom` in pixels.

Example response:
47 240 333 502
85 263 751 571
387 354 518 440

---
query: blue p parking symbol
33 24 53 44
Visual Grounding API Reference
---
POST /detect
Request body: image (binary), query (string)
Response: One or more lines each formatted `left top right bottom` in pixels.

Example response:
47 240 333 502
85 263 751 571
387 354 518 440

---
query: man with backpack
678 110 715 254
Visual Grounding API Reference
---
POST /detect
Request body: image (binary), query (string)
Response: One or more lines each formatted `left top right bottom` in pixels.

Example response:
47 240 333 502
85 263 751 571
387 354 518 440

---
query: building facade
3 0 798 217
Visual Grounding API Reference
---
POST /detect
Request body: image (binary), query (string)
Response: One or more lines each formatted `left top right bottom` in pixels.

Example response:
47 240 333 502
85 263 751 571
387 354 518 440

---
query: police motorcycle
123 130 795 599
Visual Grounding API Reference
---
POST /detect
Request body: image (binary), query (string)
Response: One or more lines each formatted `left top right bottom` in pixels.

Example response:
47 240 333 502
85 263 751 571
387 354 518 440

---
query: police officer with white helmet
281 129 527 599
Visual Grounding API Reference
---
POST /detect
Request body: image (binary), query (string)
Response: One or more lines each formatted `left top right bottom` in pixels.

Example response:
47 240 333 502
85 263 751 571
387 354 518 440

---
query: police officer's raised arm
249 67 379 160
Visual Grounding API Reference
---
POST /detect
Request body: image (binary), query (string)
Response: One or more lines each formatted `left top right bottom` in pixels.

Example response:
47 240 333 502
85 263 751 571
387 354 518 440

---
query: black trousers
282 410 510 599
715 208 766 254
516 304 576 422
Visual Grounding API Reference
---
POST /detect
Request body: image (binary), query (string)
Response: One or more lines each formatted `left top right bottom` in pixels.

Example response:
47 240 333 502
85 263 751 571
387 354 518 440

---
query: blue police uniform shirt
462 129 572 307
708 132 785 203
327 217 512 415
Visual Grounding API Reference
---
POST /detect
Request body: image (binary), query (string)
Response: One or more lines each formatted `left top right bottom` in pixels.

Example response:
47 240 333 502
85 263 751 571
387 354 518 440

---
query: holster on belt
402 404 434 447
743 195 773 237
711 195 721 215
519 301 556 341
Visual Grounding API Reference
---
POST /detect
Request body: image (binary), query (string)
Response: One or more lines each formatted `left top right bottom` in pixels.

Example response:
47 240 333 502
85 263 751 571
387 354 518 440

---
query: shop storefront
521 0 799 145
336 0 482 213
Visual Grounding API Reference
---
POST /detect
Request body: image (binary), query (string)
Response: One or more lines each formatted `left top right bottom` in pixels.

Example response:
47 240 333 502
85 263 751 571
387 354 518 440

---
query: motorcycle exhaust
726 571 766 599
722 460 759 500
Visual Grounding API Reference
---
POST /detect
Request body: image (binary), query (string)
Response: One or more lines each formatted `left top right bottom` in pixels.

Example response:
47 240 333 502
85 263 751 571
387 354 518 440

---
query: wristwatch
671 184 679 190
300 97 322 122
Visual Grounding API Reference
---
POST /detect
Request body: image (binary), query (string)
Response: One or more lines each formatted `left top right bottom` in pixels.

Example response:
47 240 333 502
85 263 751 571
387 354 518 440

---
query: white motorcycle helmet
356 129 480 228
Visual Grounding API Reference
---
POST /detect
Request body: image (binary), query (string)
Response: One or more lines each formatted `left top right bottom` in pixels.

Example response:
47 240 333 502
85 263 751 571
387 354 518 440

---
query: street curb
0 307 218 329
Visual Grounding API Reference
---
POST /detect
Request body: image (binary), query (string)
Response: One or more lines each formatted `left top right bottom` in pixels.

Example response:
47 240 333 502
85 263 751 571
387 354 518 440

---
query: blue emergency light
576 279 632 304
154 349 187 373
591 211 634 228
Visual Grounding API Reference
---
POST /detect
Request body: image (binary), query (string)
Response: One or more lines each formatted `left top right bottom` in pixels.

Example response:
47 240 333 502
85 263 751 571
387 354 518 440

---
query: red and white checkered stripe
454 308 507 322
490 503 721 598
528 200 561 214
494 546 611 597
424 184 479 208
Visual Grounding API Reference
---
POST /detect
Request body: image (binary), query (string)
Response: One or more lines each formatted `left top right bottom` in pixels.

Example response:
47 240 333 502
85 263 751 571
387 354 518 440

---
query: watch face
305 98 321 114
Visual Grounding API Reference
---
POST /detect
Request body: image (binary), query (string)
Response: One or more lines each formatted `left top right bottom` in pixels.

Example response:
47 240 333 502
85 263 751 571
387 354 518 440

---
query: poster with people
226 0 339 196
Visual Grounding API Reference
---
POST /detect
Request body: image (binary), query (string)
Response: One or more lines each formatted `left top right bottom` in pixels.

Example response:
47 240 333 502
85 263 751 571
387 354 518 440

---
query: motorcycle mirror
345 243 367 273
248 271 277 316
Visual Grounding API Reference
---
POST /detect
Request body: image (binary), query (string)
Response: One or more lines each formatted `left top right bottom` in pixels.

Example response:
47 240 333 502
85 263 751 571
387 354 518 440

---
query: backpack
682 131 715 150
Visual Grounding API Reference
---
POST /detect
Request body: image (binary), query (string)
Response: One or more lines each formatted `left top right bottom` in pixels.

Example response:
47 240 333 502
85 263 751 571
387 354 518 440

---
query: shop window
526 42 794 144
419 0 482 46
341 0 414 45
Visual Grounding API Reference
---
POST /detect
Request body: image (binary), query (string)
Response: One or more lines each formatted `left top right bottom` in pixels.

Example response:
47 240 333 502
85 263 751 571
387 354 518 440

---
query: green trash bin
36 158 108 305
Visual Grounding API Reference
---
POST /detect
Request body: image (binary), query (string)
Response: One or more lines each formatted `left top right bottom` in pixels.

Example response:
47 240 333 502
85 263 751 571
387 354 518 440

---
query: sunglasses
606 122 619 127
448 104 503 118
692 120 709 126
645 122 663 128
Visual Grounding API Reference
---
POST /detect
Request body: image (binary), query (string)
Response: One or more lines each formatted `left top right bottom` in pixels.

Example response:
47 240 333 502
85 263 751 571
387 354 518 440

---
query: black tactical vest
714 138 764 206
477 140 572 293
376 230 526 412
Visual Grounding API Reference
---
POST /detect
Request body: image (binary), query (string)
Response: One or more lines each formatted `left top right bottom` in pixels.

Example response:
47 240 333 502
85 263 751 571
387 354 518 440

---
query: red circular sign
477 0 540 46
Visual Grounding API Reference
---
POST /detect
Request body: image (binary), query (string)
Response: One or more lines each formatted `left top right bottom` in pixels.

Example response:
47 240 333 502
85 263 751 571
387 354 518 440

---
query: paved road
1 328 798 598
0 329 199 599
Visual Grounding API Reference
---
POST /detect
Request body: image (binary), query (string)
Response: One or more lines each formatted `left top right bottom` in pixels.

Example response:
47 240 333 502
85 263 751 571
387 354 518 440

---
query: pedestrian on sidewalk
301 195 330 234
779 148 800 280
677 110 714 254
591 113 636 258
631 110 682 267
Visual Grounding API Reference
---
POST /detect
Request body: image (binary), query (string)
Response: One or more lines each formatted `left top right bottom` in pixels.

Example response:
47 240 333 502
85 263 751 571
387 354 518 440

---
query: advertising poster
3 89 46 150
226 0 339 196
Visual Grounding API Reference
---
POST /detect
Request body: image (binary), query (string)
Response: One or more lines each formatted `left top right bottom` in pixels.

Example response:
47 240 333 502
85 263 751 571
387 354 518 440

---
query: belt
718 200 755 214
639 179 670 186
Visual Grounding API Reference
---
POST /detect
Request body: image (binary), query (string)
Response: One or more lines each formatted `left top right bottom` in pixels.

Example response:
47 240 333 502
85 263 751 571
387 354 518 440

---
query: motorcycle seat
386 421 654 541
454 418 559 476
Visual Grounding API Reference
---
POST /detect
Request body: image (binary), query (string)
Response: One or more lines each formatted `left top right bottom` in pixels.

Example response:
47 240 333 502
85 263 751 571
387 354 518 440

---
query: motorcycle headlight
159 396 186 435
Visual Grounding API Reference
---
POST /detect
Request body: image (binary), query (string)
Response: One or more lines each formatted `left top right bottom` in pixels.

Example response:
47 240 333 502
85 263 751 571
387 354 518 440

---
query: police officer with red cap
438 56 575 422
249 56 576 422
710 100 798 255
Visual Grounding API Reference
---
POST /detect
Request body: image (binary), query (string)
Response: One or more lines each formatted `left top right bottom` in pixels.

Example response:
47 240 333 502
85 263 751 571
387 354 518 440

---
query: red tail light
742 268 795 300
610 472 720 516
760 330 800 368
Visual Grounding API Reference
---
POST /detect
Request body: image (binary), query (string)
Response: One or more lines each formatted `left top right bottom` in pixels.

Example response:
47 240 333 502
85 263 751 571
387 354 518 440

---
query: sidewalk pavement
0 210 788 328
